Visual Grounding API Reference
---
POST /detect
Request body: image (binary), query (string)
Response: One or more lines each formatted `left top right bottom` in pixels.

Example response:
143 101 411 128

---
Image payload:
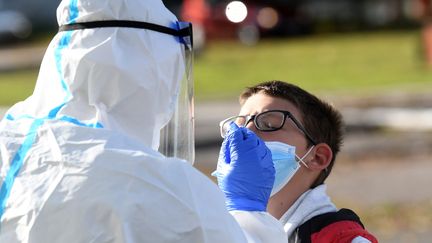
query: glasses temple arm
286 113 318 145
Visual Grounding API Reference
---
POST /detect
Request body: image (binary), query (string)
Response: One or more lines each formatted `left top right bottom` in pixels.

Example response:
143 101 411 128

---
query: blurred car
169 0 417 46
0 10 32 44
165 0 311 46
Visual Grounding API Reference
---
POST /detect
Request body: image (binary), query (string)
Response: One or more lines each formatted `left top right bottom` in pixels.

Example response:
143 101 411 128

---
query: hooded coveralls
0 0 285 242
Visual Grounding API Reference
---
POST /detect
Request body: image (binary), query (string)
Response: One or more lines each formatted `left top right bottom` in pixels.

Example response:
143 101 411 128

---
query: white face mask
265 141 314 196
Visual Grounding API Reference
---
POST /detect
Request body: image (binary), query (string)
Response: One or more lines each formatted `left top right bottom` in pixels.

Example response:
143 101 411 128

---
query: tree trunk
421 0 432 66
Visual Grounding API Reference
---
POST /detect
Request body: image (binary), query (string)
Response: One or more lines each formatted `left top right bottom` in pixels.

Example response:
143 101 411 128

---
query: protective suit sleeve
214 123 274 211
175 157 288 243
230 210 288 243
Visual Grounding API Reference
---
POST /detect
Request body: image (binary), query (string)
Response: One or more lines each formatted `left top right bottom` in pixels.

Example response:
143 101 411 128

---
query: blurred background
0 0 431 242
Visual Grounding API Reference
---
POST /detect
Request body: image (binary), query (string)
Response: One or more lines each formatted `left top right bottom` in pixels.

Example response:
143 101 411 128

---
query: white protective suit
0 0 286 242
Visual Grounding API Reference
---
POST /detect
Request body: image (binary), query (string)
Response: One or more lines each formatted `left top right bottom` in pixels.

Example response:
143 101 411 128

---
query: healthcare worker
0 0 286 242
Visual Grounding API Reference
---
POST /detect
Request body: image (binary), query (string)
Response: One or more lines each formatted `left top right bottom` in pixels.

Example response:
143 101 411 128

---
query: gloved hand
213 122 275 211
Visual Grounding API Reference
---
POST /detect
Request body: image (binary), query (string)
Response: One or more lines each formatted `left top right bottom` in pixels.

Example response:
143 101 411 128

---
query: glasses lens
220 120 232 138
220 116 248 138
256 111 285 131
234 116 247 126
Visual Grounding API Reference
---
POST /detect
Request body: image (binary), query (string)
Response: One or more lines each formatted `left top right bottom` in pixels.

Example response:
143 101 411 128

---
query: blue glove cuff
225 197 266 212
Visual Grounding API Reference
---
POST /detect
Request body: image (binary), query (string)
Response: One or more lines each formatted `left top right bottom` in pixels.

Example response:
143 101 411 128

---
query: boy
215 80 378 242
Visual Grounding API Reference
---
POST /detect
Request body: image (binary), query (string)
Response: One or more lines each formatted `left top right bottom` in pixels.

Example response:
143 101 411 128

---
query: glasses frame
219 109 317 145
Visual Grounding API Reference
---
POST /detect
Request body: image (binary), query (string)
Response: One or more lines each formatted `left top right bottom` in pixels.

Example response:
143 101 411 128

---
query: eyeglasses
219 110 317 145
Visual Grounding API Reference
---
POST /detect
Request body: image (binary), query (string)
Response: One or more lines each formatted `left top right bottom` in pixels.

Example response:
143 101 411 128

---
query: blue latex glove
213 122 275 211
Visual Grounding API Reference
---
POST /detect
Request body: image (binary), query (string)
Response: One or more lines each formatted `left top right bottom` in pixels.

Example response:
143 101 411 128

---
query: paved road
193 102 432 207
0 46 46 72
2 101 432 207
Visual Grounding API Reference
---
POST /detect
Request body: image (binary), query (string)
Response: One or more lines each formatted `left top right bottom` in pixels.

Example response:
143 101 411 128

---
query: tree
420 0 432 66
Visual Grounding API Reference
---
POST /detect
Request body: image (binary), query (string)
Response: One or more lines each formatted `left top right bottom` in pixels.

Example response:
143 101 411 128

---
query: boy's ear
308 143 332 170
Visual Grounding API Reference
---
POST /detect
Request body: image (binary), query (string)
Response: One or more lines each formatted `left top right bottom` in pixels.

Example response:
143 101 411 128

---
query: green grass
0 69 37 105
195 30 432 100
0 30 431 106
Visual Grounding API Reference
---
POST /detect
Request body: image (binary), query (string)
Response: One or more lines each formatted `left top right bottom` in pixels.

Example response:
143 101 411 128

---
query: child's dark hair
240 80 344 187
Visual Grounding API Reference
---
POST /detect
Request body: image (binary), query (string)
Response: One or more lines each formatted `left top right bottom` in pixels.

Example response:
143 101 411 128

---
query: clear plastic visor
159 22 195 164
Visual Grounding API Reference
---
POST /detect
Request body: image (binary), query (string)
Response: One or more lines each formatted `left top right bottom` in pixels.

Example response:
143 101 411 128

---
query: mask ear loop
295 145 314 168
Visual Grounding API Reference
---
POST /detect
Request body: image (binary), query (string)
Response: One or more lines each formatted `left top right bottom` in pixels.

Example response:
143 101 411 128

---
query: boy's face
239 92 310 156
239 92 329 217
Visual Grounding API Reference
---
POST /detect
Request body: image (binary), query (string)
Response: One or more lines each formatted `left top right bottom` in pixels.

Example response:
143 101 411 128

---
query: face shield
59 20 194 164
159 22 195 164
